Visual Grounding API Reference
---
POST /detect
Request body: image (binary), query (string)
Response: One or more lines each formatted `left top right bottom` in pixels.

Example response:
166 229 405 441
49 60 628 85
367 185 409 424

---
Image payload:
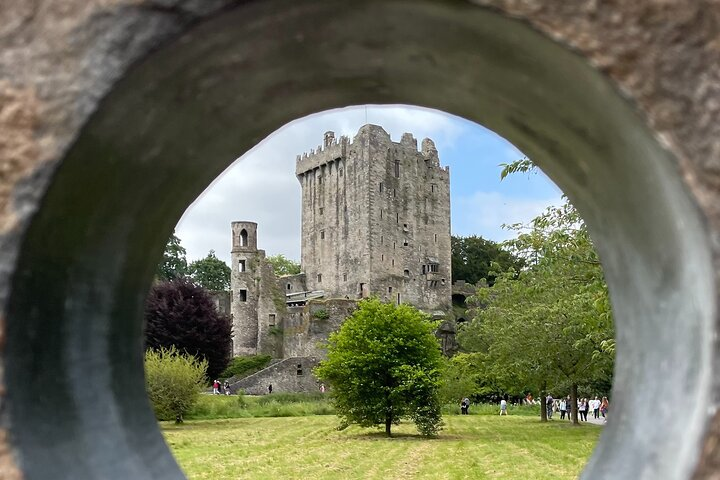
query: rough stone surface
228 357 321 395
0 1 719 479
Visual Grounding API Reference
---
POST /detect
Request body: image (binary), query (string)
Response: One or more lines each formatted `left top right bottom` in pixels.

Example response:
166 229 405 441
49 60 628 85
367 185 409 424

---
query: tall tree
315 299 444 437
188 250 231 291
451 235 523 285
458 200 614 424
266 254 301 276
157 232 188 281
145 278 232 380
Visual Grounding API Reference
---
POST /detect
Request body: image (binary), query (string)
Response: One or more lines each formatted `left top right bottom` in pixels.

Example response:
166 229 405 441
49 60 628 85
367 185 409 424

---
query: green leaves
315 299 443 436
188 250 231 291
266 254 301 276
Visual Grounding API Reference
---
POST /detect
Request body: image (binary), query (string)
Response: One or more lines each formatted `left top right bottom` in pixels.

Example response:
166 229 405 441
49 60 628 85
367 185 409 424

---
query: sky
176 105 564 265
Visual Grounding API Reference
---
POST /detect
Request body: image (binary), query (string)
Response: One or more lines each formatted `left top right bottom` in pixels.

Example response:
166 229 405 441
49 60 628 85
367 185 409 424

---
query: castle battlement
295 131 351 176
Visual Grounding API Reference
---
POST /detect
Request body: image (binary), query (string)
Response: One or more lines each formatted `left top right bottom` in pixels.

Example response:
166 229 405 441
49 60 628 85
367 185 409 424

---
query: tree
145 278 232 380
458 200 614 424
188 250 231 291
451 235 524 285
157 232 188 281
145 346 208 423
266 254 301 276
315 298 444 437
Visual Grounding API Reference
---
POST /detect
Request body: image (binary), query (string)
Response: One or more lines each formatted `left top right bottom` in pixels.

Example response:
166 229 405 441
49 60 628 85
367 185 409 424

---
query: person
565 396 572 420
461 397 470 415
600 397 609 421
268 383 273 394
212 379 220 395
500 398 508 415
592 396 600 419
581 398 588 421
546 394 554 419
224 381 231 395
319 383 325 393
559 398 567 420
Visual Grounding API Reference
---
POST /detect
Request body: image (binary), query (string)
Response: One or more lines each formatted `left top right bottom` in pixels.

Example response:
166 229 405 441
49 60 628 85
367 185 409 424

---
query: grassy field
164 415 600 479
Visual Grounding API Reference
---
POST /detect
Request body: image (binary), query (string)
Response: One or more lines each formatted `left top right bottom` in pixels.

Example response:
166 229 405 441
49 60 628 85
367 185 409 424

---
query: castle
226 125 455 394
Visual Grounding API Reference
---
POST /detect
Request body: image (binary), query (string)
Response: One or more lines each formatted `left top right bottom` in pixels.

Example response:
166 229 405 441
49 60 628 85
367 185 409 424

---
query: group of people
212 379 231 395
544 394 609 422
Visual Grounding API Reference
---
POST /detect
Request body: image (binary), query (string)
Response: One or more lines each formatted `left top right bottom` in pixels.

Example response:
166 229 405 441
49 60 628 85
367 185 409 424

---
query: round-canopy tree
145 278 232 380
315 298 444 437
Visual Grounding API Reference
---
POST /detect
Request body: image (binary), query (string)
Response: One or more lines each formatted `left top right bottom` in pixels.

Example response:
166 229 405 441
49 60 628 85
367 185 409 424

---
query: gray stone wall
229 357 321 395
296 125 451 313
279 273 307 296
209 290 231 316
282 299 356 358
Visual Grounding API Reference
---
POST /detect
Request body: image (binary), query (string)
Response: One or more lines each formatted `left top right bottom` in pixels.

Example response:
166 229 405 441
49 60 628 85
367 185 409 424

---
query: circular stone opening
4 2 714 479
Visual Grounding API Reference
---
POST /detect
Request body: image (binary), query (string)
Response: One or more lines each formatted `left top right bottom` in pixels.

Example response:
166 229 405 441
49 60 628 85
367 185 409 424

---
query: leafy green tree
145 278 232 380
266 254 301 276
145 346 208 423
157 232 188 281
188 250 231 291
458 200 614 424
315 299 444 437
451 235 524 285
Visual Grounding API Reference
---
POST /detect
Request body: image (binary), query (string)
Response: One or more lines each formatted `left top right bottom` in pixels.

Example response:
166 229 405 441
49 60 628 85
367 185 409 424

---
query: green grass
188 394 540 420
163 415 600 479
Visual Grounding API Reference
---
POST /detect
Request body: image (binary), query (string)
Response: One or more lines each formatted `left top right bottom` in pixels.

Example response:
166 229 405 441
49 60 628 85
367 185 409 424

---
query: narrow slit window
317 274 322 283
238 259 246 272
268 314 276 326
320 230 325 240
240 229 248 247
239 289 247 302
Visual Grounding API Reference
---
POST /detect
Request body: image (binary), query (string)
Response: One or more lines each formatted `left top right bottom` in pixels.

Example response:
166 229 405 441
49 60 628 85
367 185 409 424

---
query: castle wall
296 125 451 313
228 357 320 395
282 299 356 358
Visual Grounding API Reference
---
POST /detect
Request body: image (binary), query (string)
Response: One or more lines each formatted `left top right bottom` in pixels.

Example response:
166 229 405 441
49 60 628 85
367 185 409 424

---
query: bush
220 355 272 379
145 346 208 422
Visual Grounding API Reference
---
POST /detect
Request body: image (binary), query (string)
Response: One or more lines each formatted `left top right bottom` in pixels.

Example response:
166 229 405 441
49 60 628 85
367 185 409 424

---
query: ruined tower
295 125 452 313
230 221 260 355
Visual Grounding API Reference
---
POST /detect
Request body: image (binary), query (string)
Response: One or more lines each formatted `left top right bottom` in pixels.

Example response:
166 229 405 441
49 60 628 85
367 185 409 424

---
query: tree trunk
539 382 547 422
571 383 579 425
385 415 392 437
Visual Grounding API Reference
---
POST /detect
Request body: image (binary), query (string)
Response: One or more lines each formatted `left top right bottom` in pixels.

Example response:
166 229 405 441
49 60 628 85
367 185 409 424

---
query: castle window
287 283 291 290
339 168 343 176
395 160 400 178
343 273 347 282
434 233 438 243
431 184 437 193
393 242 396 249
403 240 409 246
396 213 399 223
238 259 246 272
379 182 384 193
441 278 446 285
269 314 276 326
393 189 396 198
422 265 426 275
318 176 322 184
388 286 393 294
380 209 383 219
319 207 324 215
317 274 322 283
397 293 401 305
381 236 384 245
391 259 395 267
381 254 384 262
239 289 247 302
297 364 303 376
404 269 410 277
320 230 325 240
429 263 439 273
240 229 248 247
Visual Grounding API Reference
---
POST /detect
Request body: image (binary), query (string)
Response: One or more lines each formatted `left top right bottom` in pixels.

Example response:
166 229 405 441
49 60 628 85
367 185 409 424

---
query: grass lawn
163 415 600 479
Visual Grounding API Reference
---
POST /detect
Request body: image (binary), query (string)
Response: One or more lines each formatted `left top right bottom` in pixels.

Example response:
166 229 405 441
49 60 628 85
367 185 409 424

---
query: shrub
145 346 208 422
220 355 272 379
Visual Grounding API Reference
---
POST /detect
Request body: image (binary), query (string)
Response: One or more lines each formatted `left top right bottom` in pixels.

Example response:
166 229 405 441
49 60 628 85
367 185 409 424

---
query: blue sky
176 105 563 264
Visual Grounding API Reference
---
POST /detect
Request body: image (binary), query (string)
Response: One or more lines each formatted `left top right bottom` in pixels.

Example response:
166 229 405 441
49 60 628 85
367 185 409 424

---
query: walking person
546 394 554 420
223 380 230 395
212 379 220 395
559 398 567 420
461 397 470 415
592 396 600 419
566 396 572 420
268 383 273 394
600 397 609 422
500 398 508 416
581 398 589 421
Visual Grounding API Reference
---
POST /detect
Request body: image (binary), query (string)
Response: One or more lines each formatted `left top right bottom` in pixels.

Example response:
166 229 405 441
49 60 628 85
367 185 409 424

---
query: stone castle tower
295 124 452 312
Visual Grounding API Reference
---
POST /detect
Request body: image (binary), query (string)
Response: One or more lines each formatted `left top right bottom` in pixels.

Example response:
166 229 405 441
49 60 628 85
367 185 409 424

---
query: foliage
312 309 330 320
145 278 232 380
451 235 524 285
219 355 272 379
187 392 334 420
188 250 231 291
458 199 614 423
314 298 444 437
266 254 301 276
164 416 600 479
145 346 207 422
499 157 535 180
156 232 188 281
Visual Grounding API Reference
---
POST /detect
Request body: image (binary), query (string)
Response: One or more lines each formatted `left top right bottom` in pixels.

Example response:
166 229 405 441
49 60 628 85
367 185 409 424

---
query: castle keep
228 125 453 393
